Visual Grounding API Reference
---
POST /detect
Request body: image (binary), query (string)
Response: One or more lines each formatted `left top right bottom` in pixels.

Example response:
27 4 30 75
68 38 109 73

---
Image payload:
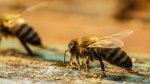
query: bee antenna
64 50 69 65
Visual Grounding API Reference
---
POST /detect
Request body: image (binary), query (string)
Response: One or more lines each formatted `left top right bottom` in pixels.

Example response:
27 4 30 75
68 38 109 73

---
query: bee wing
88 30 133 48
99 30 133 40
20 1 49 15
88 38 124 48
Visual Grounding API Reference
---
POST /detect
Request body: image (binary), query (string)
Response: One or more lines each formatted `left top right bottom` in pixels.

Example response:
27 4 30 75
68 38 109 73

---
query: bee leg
99 59 106 78
69 56 73 70
0 35 2 44
18 38 34 56
85 56 89 76
91 49 106 78
76 56 81 70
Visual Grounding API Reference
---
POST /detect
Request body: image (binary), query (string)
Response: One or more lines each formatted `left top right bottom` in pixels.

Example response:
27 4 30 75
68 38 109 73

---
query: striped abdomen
14 24 41 45
96 48 132 69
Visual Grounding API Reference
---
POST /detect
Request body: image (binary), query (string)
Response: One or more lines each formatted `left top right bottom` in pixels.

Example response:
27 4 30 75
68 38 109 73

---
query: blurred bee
0 1 48 56
64 30 133 77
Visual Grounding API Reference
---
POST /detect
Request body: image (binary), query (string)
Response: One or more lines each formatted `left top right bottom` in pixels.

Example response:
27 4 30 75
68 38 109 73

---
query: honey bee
0 2 48 56
64 30 133 77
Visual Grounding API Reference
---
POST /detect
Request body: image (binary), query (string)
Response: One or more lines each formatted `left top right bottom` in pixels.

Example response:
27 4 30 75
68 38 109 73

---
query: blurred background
0 0 150 54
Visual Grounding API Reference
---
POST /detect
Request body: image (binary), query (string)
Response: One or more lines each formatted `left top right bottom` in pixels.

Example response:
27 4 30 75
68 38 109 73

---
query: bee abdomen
100 48 132 68
15 24 41 45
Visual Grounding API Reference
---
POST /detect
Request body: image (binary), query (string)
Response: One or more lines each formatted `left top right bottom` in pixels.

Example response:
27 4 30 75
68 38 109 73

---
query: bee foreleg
85 56 89 76
18 37 34 56
69 55 73 70
76 55 81 70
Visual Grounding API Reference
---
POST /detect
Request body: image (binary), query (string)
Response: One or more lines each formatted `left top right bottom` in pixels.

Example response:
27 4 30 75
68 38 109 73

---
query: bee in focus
0 2 48 56
64 30 133 77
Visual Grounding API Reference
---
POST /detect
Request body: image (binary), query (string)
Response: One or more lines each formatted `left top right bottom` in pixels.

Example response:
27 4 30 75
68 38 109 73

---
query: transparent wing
20 1 49 15
88 38 124 48
88 30 133 48
99 30 133 40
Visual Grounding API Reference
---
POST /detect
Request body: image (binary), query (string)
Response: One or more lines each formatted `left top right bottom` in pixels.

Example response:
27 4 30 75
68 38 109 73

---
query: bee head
68 39 78 55
0 14 26 29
